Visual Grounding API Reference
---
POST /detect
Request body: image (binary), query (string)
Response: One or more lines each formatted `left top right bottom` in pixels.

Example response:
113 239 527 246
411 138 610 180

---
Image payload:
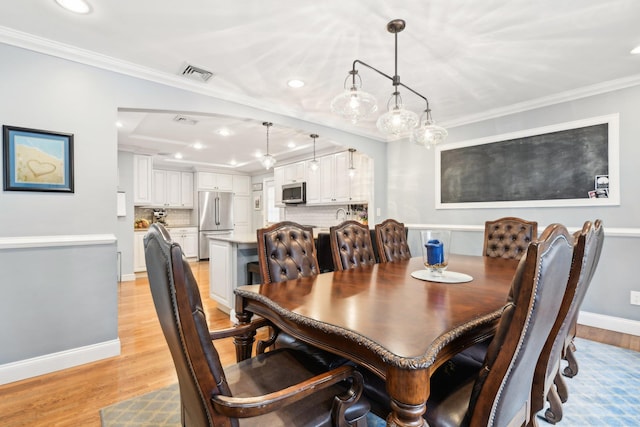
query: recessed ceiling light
287 79 305 88
55 0 92 14
174 153 183 159
217 129 231 137
115 121 123 128
254 151 263 158
192 142 204 150
631 45 640 54
287 141 296 148
229 160 237 166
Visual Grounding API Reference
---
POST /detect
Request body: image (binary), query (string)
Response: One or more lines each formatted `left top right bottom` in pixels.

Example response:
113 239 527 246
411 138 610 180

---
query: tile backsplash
134 207 196 227
284 204 368 228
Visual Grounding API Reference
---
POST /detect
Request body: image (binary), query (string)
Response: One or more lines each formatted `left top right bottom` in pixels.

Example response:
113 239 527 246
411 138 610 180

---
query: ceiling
1 0 639 173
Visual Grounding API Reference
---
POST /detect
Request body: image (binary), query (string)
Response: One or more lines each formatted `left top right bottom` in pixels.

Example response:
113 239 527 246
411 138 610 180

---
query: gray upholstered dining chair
144 223 370 427
530 219 604 424
483 216 538 259
375 219 411 263
329 220 377 271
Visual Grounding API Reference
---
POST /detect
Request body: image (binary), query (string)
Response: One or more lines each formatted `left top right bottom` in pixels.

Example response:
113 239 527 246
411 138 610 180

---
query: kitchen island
207 232 258 314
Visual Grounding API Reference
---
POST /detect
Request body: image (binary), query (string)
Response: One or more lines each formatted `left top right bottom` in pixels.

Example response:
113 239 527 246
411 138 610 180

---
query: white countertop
206 232 257 244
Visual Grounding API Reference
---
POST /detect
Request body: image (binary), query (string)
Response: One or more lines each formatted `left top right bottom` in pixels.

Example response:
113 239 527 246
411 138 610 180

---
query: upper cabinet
133 154 153 206
275 152 372 206
232 174 250 196
150 169 194 208
196 172 233 192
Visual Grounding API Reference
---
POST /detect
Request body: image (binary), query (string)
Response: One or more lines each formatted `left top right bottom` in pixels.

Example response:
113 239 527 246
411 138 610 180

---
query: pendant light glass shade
308 134 320 172
376 93 419 135
260 122 276 170
348 148 357 178
330 73 377 124
411 110 448 148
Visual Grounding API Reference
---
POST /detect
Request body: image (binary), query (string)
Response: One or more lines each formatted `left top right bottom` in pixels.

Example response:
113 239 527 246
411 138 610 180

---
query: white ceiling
1 0 639 173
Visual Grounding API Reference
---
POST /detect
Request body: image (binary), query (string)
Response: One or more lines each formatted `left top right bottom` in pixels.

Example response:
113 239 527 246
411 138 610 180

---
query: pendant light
348 148 356 178
308 134 320 172
331 19 446 142
260 122 276 170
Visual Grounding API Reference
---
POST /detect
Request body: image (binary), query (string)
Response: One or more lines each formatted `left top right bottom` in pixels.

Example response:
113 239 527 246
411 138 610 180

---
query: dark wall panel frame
435 114 620 209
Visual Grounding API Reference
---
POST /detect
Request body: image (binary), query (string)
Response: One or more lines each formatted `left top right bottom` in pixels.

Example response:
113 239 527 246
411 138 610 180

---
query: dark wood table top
235 254 519 375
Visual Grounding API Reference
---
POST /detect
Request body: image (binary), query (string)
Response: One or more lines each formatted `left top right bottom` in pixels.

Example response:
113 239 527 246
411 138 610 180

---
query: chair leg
554 371 568 403
544 386 564 424
562 342 579 378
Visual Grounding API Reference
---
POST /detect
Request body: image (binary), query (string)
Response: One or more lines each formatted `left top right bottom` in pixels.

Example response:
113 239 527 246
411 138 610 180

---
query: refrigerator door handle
215 197 220 225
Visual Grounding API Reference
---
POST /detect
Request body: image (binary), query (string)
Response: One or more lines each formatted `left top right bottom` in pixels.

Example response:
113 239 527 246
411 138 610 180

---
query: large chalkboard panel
436 115 619 208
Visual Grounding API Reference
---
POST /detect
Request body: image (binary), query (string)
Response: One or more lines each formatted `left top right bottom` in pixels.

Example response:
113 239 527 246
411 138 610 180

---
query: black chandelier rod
349 59 430 112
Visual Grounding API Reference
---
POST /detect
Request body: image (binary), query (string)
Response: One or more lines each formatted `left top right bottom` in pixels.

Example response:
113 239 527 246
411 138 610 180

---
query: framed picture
253 194 262 210
3 125 74 193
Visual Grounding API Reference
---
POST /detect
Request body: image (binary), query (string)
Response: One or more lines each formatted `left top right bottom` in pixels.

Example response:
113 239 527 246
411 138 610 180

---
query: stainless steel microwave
282 182 306 204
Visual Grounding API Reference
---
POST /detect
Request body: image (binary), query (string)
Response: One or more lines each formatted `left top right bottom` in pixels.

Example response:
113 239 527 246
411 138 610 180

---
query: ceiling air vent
173 115 199 125
179 63 214 82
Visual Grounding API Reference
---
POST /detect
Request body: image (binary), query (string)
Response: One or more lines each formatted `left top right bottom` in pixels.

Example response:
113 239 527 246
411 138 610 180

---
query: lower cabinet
170 227 198 258
209 239 232 311
134 231 147 272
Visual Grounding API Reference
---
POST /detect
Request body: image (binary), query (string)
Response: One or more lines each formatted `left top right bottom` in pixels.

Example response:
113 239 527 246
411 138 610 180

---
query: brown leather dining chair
375 219 411 263
483 216 538 259
330 220 377 271
362 223 575 427
144 223 369 427
530 219 604 424
257 221 320 284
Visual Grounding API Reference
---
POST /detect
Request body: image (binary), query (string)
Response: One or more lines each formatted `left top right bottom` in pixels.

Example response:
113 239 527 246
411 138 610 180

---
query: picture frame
3 125 74 193
253 194 262 210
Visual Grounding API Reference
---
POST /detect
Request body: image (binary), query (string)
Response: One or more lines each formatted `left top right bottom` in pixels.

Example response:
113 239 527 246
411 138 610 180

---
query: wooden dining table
234 254 520 427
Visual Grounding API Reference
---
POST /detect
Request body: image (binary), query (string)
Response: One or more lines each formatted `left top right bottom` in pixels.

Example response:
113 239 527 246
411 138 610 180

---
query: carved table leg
385 367 429 427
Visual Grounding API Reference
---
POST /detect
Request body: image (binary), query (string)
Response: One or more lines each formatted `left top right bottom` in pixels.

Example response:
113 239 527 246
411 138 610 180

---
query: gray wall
387 85 640 325
0 42 387 378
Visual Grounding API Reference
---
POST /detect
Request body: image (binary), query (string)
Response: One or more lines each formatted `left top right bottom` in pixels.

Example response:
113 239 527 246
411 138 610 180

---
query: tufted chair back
144 223 231 426
375 219 411 263
461 223 573 427
257 221 320 284
330 220 377 271
483 216 538 259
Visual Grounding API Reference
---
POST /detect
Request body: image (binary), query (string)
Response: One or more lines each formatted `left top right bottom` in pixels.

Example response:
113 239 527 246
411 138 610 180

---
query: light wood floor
0 261 637 426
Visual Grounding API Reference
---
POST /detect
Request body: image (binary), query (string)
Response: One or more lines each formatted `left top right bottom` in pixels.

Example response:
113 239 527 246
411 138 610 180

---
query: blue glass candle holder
421 230 451 275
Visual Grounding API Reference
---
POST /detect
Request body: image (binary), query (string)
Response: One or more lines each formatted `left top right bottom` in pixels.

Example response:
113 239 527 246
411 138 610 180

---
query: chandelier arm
353 60 430 111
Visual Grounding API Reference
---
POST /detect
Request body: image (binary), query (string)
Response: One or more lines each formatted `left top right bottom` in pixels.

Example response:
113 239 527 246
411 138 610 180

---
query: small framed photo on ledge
3 125 74 193
253 194 262 210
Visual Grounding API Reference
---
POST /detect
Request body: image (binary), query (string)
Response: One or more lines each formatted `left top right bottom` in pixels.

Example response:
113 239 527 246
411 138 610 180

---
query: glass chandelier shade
330 73 378 124
376 93 419 135
411 110 448 149
260 122 276 170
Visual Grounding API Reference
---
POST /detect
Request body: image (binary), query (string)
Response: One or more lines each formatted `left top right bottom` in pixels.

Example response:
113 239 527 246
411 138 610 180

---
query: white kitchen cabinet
170 227 198 258
180 172 194 208
232 174 250 196
133 231 147 272
273 166 285 206
319 154 339 203
209 239 232 310
151 170 193 208
133 154 153 205
305 161 321 205
197 172 233 191
284 161 306 183
317 151 370 204
233 195 250 234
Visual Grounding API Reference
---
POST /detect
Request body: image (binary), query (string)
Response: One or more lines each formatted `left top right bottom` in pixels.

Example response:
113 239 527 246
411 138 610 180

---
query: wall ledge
0 234 116 249
0 339 121 386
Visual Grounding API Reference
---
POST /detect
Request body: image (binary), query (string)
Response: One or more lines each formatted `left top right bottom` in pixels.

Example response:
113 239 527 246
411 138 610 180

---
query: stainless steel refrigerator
198 191 234 259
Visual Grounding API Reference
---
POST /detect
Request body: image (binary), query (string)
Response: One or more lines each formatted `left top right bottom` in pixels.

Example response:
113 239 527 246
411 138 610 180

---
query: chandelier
330 19 448 147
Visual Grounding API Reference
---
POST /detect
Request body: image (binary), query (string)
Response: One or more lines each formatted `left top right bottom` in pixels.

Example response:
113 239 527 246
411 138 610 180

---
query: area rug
100 338 639 426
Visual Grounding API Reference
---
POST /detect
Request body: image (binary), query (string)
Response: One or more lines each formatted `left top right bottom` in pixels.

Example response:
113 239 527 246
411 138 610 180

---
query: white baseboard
120 273 137 282
0 339 121 386
578 310 640 337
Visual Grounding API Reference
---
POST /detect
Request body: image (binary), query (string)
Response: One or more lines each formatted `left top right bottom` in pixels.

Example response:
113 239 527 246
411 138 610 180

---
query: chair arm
209 317 270 341
211 364 363 419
